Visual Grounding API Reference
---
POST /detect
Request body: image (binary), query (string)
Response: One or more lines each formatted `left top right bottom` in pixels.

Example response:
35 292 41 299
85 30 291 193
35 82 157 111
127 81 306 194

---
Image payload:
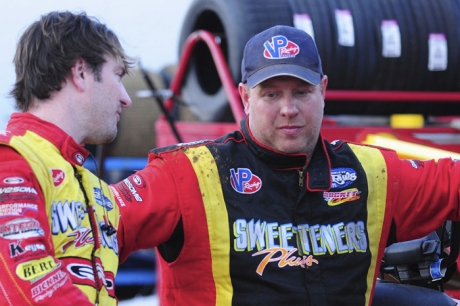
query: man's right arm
0 146 93 305
112 155 183 263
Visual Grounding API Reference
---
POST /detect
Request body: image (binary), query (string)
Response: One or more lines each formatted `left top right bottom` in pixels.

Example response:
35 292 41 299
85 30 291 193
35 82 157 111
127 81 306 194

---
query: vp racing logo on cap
264 35 300 59
230 168 262 194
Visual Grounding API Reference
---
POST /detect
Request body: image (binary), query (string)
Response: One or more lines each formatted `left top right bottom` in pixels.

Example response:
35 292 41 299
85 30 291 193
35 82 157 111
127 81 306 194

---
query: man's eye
295 90 311 97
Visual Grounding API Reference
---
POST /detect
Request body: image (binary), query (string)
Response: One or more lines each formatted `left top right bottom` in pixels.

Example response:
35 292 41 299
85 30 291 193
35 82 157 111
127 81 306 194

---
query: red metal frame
155 29 460 297
165 30 244 122
157 30 460 149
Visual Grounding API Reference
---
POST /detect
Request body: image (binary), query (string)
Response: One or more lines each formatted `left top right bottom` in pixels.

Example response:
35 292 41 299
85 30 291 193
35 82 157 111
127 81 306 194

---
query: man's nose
121 85 132 108
280 95 299 116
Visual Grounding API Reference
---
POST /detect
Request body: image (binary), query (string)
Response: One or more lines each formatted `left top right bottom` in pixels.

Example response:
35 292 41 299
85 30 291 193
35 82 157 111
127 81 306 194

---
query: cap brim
246 64 321 88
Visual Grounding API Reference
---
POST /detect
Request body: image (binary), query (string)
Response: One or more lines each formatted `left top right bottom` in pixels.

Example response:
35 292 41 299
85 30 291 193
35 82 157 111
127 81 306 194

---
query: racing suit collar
304 137 332 191
6 112 89 166
241 116 308 170
240 117 331 190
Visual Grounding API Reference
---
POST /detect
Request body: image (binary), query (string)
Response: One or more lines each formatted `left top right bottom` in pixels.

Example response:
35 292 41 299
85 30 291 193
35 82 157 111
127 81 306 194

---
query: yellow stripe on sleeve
349 144 388 306
184 146 233 305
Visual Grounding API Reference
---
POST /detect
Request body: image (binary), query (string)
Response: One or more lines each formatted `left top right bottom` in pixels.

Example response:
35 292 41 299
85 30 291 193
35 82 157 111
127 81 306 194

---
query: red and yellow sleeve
0 146 92 305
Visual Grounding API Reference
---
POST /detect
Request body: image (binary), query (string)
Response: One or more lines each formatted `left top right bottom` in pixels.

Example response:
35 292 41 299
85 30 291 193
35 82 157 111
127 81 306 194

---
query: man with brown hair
0 11 133 304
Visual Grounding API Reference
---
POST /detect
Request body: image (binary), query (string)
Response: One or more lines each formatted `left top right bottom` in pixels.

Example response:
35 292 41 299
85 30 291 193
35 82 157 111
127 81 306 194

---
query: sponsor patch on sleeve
16 255 59 282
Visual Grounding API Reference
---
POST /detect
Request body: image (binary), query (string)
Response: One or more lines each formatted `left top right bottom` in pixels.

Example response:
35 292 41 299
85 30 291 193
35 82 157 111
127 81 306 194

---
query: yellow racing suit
0 113 120 305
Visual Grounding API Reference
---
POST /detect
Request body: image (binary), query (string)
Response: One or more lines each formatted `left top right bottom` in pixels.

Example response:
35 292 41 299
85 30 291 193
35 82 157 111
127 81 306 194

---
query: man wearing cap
112 25 460 305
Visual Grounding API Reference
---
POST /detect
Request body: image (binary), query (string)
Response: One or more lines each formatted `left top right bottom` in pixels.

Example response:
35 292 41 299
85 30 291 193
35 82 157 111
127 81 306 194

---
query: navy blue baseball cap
241 25 323 88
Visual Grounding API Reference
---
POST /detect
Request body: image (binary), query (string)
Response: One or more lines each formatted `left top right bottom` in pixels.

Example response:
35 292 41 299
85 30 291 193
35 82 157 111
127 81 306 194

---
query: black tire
352 0 380 89
336 0 379 90
287 0 337 86
178 0 460 117
332 0 357 90
424 0 460 91
372 0 412 91
178 0 293 122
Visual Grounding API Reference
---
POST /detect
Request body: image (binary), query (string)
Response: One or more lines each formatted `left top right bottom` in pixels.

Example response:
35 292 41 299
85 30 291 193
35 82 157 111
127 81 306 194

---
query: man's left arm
390 157 460 241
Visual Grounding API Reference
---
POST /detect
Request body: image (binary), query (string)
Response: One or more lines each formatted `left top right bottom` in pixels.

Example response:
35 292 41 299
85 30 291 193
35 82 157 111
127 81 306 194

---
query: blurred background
0 0 193 130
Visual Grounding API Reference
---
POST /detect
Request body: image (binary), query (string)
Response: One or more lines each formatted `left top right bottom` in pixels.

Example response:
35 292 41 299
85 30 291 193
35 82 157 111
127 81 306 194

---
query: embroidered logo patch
0 217 45 240
51 169 66 187
230 168 262 194
323 188 361 206
74 153 84 165
3 177 25 185
132 175 145 188
94 188 114 210
16 256 58 281
331 168 357 188
264 35 300 59
0 203 38 218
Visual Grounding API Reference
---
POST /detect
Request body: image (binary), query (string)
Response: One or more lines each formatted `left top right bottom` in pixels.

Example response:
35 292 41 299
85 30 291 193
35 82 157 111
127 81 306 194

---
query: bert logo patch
16 256 58 281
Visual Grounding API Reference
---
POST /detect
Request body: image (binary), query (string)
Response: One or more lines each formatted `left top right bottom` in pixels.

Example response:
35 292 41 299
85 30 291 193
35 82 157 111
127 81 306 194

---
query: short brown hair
11 11 135 111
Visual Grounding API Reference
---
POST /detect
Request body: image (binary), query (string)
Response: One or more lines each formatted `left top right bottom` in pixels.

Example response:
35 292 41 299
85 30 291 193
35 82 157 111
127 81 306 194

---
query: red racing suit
113 116 460 306
0 113 121 305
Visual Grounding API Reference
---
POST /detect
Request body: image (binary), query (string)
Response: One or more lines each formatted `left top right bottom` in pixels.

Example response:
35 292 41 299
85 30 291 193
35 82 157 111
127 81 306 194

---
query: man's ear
238 83 250 115
320 75 328 99
70 58 87 92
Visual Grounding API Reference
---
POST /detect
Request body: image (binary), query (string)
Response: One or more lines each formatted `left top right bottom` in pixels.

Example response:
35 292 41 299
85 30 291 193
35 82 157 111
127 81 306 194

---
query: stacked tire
178 0 460 119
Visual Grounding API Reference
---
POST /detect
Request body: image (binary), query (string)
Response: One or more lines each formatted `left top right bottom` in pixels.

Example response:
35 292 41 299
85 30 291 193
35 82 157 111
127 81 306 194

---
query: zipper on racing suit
298 169 304 186
74 167 102 304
